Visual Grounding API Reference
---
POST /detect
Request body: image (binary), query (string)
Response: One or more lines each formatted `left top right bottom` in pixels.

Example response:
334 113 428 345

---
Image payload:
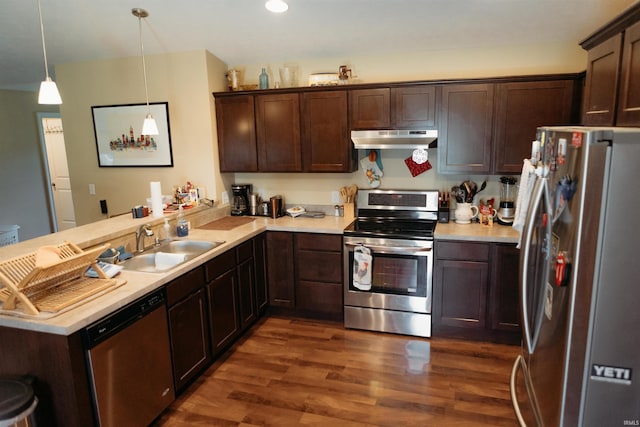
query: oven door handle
344 242 432 256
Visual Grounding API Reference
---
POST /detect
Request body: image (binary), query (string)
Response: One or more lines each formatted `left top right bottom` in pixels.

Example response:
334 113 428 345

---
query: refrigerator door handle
510 355 527 427
520 177 544 354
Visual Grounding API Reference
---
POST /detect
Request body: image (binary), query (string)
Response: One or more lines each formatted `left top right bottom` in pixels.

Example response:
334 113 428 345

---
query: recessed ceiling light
265 0 288 13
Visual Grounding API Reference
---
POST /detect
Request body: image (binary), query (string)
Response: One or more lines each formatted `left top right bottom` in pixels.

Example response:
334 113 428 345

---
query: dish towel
513 159 536 247
353 245 372 291
155 252 186 270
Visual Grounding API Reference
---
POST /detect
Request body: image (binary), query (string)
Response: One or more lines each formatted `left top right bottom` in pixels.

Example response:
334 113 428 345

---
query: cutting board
198 216 255 231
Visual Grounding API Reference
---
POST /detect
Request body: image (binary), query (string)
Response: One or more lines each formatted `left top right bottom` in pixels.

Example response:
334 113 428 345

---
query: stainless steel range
343 189 438 337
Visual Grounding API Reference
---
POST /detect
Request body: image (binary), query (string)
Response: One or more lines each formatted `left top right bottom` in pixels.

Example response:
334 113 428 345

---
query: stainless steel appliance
510 127 640 426
497 175 517 225
231 184 251 216
351 129 437 150
343 189 438 338
84 289 175 427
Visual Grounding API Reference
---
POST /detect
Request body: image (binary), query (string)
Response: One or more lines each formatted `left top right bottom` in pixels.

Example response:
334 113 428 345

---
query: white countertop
0 209 519 336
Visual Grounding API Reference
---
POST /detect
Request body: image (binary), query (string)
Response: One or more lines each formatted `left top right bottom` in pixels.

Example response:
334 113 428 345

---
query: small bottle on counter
259 68 269 89
163 218 172 241
176 206 189 238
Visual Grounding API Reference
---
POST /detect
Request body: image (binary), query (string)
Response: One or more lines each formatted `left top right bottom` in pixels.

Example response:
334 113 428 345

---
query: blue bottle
259 68 269 89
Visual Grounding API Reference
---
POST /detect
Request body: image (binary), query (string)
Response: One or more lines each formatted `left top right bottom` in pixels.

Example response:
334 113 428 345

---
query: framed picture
91 102 173 167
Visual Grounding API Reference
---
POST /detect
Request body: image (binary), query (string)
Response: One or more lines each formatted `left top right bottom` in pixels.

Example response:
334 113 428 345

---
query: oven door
343 237 432 314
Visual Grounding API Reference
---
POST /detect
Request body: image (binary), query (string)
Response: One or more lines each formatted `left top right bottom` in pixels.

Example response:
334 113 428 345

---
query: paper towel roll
150 181 164 218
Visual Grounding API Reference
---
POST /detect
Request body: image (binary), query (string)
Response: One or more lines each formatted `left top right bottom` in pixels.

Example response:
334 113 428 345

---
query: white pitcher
454 202 478 224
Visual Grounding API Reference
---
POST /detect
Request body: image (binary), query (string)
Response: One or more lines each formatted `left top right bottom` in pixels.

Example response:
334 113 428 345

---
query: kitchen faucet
136 224 154 253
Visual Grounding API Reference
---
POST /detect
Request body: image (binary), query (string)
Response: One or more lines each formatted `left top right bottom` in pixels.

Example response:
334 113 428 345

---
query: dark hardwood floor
154 316 520 426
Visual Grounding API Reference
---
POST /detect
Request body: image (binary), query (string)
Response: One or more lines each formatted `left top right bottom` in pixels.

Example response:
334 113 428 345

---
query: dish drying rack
0 241 119 316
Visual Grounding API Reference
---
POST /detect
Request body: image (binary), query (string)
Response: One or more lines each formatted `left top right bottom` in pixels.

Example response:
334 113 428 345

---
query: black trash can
0 377 38 427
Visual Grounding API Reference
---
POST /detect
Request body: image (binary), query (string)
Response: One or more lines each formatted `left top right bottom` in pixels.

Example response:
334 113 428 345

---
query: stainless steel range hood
351 129 437 150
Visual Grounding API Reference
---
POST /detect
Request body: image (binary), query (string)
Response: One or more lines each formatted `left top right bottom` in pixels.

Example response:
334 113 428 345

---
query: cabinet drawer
236 240 253 263
436 241 489 261
296 281 343 314
295 233 342 252
204 249 236 282
296 251 342 283
166 266 205 306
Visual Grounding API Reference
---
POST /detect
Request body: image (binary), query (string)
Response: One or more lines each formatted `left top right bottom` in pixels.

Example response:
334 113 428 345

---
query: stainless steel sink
121 239 224 273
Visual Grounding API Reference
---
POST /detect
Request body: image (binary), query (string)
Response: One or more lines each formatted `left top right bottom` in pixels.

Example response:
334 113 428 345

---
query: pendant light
37 0 62 104
132 8 158 136
265 0 288 13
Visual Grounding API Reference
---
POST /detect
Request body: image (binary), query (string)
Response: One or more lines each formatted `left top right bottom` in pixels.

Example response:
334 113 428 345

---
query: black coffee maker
231 184 251 216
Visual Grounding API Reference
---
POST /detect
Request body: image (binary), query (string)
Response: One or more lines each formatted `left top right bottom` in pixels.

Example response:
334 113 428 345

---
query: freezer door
581 131 640 426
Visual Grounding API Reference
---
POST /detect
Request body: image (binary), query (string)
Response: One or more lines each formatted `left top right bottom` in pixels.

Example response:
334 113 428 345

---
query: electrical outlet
221 191 229 204
89 183 96 195
331 191 341 203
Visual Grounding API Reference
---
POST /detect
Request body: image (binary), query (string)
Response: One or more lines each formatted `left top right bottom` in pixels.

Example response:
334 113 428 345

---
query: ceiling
1 0 637 91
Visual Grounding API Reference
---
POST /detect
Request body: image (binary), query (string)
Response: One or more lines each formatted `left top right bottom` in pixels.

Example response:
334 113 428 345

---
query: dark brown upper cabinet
256 93 302 172
494 80 575 174
580 2 640 126
301 90 356 172
349 86 437 130
582 34 623 126
349 88 391 129
617 20 640 126
215 95 258 172
392 85 437 128
439 83 494 174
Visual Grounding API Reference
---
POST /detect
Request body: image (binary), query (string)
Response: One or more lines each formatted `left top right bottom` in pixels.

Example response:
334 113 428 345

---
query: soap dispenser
176 206 189 237
163 218 172 241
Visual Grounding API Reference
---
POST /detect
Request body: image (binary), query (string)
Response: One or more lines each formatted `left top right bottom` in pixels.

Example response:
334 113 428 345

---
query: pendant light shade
37 0 61 105
265 0 288 13
143 114 159 135
132 8 158 136
38 77 62 104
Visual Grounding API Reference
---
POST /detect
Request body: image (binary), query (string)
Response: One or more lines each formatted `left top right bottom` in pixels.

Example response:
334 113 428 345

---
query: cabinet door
617 21 640 126
256 93 302 171
215 95 258 172
301 91 354 172
392 85 437 128
494 80 575 174
237 257 256 329
207 269 240 354
168 288 211 390
582 34 623 126
253 233 269 315
349 88 391 129
434 259 488 330
266 231 295 307
489 244 521 332
439 84 494 174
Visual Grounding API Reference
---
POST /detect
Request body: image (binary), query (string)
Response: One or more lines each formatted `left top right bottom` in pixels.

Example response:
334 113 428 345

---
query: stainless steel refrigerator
510 126 640 426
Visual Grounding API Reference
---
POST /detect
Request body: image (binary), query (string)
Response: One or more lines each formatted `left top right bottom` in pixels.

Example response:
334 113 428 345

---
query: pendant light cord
37 0 50 79
138 15 151 116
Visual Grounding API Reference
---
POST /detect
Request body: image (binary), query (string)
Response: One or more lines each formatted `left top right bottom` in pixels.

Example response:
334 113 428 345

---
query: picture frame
91 102 173 167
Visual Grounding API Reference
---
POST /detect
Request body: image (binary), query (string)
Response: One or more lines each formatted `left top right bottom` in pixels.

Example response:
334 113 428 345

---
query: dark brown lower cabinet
167 287 210 391
205 250 240 355
294 233 343 320
254 232 269 315
236 240 257 330
266 231 343 320
433 240 520 344
266 231 295 308
166 266 211 391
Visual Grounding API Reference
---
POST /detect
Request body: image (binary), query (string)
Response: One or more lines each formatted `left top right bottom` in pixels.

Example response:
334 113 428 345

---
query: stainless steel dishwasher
84 289 175 427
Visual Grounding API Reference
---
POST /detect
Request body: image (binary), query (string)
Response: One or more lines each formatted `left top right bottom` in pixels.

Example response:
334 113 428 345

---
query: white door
39 114 76 231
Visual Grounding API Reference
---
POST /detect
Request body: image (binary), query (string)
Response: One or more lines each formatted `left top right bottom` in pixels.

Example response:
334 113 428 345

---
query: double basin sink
121 239 225 273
